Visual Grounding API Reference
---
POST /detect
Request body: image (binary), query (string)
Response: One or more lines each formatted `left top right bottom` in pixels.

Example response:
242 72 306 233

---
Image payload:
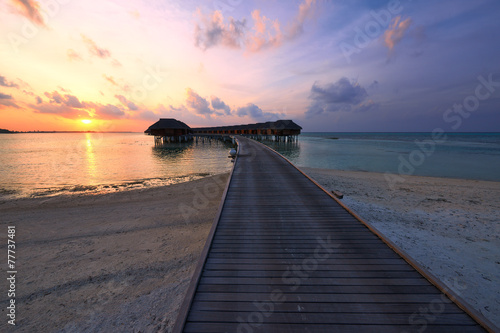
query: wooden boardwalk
174 136 491 332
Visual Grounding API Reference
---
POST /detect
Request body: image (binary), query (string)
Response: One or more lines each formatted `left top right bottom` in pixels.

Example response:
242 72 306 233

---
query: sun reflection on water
85 133 97 183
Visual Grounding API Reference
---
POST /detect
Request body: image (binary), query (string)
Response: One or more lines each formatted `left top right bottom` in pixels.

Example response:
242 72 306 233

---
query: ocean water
1 132 499 200
263 132 500 182
0 133 234 199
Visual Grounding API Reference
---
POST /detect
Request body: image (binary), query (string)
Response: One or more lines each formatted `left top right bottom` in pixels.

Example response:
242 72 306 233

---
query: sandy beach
1 168 499 331
301 167 500 328
0 173 228 332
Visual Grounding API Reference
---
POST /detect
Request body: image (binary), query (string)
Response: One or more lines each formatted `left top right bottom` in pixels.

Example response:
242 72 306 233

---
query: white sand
0 173 228 332
1 168 499 331
301 167 500 328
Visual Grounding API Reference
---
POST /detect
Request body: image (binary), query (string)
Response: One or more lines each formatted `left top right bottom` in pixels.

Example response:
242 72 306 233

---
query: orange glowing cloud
195 0 316 52
383 16 413 53
9 0 45 26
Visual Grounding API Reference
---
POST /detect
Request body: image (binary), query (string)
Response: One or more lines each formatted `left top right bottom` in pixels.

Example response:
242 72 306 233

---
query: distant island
0 128 15 134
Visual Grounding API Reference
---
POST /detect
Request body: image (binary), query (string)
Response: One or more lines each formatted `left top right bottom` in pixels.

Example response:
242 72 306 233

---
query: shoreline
0 173 229 332
301 167 500 328
0 172 218 202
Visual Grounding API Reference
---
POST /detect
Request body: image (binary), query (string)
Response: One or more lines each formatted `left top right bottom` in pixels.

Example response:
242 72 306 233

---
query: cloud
0 100 19 109
306 77 372 116
356 100 379 113
44 91 62 103
43 91 84 108
194 9 246 50
64 94 83 108
93 104 126 119
103 75 118 86
0 76 19 88
236 103 264 117
186 88 216 116
81 34 111 59
195 0 316 52
31 103 86 118
236 103 284 120
29 89 132 120
287 0 316 39
102 75 131 92
246 10 283 52
0 92 19 108
111 59 122 67
9 0 45 27
383 16 412 53
136 110 158 120
115 94 138 111
67 49 83 62
211 96 231 115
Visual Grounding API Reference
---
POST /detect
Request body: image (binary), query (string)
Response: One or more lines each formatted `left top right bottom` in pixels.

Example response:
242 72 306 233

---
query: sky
1 0 499 132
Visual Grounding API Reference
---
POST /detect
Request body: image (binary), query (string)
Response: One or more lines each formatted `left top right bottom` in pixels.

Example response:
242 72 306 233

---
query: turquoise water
0 133 233 199
263 132 500 181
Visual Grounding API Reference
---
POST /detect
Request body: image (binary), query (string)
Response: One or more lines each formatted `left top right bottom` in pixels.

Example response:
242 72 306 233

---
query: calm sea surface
0 133 233 199
1 132 499 199
264 132 500 182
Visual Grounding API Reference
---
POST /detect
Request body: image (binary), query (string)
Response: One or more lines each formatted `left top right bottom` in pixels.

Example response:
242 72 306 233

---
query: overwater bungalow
145 118 302 144
144 118 192 144
192 119 302 142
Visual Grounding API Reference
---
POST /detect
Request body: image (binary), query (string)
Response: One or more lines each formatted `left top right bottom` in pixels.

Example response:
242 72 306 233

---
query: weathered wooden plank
183 323 482 333
205 258 408 266
207 252 401 259
187 311 477 326
199 276 430 286
201 269 423 279
203 263 419 271
196 284 439 294
193 292 459 303
190 301 465 313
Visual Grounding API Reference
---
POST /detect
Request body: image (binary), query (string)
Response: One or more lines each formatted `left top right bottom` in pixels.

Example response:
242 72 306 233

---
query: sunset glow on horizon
1 0 499 132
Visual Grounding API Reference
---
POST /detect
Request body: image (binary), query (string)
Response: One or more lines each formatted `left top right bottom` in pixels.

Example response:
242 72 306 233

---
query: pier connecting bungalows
193 120 302 142
145 119 302 144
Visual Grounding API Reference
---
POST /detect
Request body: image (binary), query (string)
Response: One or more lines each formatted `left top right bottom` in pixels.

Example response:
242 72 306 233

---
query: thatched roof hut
144 118 191 136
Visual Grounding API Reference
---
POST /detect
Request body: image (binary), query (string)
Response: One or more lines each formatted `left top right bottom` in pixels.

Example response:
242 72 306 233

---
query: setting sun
81 119 92 125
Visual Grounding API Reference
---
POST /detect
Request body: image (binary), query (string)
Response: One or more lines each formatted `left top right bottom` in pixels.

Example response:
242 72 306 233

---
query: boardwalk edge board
252 138 497 332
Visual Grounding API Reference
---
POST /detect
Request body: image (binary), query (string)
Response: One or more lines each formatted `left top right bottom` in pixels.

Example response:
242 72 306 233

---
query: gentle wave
0 173 215 201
